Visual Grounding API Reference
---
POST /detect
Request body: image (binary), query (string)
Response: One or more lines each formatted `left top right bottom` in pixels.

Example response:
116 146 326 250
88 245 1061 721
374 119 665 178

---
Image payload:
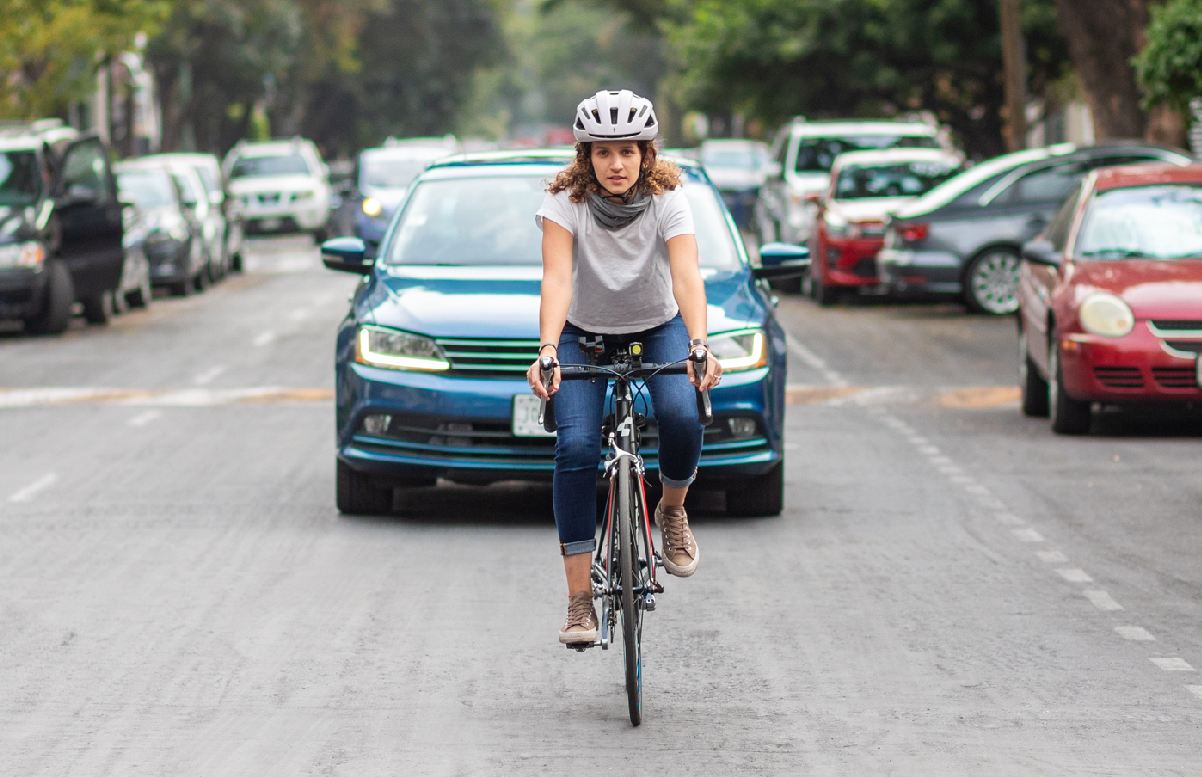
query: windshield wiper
1080 247 1144 258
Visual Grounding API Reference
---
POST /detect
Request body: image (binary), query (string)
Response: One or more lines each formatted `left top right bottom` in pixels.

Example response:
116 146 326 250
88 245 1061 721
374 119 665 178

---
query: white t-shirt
534 186 695 334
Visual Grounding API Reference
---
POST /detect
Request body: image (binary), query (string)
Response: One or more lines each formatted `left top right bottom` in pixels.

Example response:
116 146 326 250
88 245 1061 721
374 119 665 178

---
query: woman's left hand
687 347 723 391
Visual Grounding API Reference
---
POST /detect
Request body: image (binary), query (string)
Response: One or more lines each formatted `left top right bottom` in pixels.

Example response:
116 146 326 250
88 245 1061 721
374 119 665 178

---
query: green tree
0 0 168 118
1134 0 1202 116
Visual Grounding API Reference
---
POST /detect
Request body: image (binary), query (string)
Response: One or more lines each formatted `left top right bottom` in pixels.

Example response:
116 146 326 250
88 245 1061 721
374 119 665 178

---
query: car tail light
897 222 929 243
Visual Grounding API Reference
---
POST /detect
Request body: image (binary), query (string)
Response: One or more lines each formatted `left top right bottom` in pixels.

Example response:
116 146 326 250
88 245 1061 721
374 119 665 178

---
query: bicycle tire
618 455 643 726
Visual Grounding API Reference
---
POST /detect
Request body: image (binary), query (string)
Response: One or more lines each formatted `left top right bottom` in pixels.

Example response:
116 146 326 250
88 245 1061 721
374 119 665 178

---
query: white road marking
1115 626 1155 641
1150 657 1195 672
253 331 277 347
193 366 227 385
908 435 929 446
1037 550 1068 563
918 445 941 456
9 473 58 503
1056 568 1094 583
1187 685 1202 700
785 334 849 388
1084 590 1124 611
288 307 313 322
1013 528 1045 543
128 410 162 427
995 512 1025 525
937 464 963 476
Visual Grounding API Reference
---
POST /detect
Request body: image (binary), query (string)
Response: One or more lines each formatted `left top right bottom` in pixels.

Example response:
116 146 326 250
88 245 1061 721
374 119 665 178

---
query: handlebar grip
689 347 714 427
538 356 558 433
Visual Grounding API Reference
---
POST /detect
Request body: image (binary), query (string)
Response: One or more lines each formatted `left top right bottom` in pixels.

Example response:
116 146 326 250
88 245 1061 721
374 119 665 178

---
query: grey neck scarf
587 190 651 230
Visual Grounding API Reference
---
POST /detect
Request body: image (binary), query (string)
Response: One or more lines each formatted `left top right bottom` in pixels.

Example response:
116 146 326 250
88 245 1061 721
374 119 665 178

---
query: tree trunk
1053 0 1150 140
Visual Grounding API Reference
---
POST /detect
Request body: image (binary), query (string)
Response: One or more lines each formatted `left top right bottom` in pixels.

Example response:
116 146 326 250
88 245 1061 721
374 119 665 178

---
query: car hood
827 198 911 223
227 175 321 194
0 206 36 243
786 173 830 194
365 265 764 338
1069 259 1202 319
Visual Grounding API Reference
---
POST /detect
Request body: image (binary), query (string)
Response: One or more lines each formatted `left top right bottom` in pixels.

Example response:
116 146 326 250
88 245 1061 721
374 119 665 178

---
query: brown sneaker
655 502 699 577
558 591 598 645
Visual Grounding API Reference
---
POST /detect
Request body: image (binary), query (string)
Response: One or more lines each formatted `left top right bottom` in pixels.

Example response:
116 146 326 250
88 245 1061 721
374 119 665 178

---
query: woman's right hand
527 357 560 400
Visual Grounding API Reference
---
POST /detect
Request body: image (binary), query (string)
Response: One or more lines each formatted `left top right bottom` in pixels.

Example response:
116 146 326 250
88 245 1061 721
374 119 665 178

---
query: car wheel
25 259 73 335
336 459 394 515
128 273 152 309
231 252 243 273
192 266 209 293
1048 330 1091 434
726 462 783 517
170 278 190 297
1018 326 1049 417
812 270 838 307
964 248 1021 315
81 292 113 325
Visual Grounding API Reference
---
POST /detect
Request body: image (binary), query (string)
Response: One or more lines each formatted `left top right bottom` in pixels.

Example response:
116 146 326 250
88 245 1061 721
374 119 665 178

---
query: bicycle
538 339 712 726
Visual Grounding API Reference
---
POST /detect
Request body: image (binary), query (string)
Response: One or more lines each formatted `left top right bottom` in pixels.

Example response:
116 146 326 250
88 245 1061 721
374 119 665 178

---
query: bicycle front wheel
617 455 643 726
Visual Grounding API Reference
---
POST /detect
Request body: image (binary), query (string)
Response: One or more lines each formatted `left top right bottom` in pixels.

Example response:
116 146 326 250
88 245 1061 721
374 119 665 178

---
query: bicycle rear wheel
617 455 643 726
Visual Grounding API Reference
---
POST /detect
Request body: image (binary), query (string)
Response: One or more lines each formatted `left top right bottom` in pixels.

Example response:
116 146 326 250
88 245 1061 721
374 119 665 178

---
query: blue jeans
553 314 703 556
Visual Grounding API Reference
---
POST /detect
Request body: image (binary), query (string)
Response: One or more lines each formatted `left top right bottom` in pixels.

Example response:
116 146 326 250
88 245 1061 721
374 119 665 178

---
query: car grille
1152 367 1198 390
851 258 877 278
435 337 539 376
1093 366 1143 389
1163 340 1202 356
1149 319 1202 333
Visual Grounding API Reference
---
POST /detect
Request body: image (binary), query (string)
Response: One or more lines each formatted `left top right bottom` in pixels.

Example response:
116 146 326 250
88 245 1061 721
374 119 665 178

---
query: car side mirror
321 236 373 274
754 242 810 280
1021 238 1062 268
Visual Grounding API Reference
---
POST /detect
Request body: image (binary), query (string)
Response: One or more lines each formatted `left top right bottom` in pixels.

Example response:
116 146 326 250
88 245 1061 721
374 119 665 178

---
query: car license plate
512 393 555 438
259 217 281 230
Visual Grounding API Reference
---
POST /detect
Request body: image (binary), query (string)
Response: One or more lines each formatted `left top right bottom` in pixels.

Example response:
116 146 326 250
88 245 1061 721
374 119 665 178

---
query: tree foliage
1134 0 1202 115
0 0 169 118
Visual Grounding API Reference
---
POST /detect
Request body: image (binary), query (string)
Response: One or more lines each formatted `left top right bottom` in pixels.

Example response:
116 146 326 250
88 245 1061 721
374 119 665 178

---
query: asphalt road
2 238 1200 776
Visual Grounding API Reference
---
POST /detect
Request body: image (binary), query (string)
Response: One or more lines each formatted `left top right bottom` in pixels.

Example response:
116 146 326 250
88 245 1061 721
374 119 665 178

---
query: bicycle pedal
651 580 664 594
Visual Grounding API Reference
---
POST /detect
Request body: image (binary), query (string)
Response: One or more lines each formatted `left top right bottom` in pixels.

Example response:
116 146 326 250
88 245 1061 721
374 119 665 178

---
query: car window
1075 184 1202 260
900 147 1059 215
1008 162 1084 205
701 146 761 171
229 152 311 179
1043 184 1083 251
61 139 110 203
168 170 202 206
384 172 740 269
0 150 42 206
793 134 938 174
833 159 960 200
190 163 219 193
359 156 432 189
117 169 176 208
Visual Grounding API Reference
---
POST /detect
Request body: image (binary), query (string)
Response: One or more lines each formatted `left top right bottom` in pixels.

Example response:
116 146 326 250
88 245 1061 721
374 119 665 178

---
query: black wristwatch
688 337 707 348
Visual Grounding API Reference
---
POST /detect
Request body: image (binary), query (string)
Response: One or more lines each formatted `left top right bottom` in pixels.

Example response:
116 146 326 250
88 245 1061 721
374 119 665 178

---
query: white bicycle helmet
572 89 659 142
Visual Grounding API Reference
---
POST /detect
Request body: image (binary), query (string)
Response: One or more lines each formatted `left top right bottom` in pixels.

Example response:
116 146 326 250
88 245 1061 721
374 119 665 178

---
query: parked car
320 149 807 517
878 143 1192 315
698 138 770 230
0 119 123 334
115 160 207 297
808 148 963 305
111 211 153 313
149 157 225 284
755 118 944 248
223 138 332 242
153 152 244 272
332 139 456 251
1017 163 1202 434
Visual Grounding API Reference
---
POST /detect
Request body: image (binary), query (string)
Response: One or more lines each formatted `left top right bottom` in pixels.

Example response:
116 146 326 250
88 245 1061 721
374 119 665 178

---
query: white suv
755 119 944 246
223 138 332 241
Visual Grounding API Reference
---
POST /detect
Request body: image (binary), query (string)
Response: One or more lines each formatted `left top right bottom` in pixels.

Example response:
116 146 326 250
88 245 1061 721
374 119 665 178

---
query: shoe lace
566 594 595 629
660 507 692 551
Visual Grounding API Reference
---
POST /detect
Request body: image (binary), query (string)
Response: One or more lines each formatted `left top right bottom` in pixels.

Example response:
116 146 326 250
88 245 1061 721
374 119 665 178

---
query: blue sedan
322 150 807 516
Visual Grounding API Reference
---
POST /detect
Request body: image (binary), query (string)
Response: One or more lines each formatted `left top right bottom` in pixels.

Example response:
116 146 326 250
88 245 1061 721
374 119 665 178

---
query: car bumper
144 240 192 284
877 246 963 295
241 204 328 232
337 363 782 485
821 236 885 287
1060 327 1202 402
0 266 46 319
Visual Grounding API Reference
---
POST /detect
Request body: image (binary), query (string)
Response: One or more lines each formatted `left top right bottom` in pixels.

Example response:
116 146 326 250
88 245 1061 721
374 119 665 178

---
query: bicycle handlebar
537 351 714 433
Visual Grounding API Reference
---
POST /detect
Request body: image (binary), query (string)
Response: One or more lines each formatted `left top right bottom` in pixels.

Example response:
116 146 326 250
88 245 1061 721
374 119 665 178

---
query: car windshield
229 152 310 179
834 159 960 200
384 171 741 269
360 156 435 189
902 146 1062 213
794 134 939 174
701 146 762 171
0 150 42 206
117 169 175 208
1076 184 1202 260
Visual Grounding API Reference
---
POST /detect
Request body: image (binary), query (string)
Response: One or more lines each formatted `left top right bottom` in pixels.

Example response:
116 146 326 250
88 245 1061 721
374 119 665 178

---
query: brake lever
689 347 714 426
538 355 558 433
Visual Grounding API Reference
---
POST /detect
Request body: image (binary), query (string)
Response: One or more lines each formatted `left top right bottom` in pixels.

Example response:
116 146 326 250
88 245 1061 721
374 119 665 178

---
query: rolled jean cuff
560 539 596 556
660 467 697 489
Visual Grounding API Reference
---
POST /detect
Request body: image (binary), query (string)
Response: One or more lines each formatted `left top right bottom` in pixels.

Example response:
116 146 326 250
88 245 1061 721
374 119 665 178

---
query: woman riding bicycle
527 89 723 645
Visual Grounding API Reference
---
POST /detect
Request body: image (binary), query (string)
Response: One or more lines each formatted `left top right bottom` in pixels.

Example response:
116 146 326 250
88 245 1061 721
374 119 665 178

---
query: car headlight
824 210 850 238
356 325 450 371
361 197 383 218
0 241 45 268
709 328 767 371
1079 293 1134 338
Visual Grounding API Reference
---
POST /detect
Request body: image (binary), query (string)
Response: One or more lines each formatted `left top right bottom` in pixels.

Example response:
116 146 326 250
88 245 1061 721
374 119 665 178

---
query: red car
808 148 962 305
1017 164 1202 433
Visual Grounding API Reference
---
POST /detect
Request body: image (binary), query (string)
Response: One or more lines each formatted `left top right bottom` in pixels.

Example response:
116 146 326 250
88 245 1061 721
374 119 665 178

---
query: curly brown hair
547 141 682 202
